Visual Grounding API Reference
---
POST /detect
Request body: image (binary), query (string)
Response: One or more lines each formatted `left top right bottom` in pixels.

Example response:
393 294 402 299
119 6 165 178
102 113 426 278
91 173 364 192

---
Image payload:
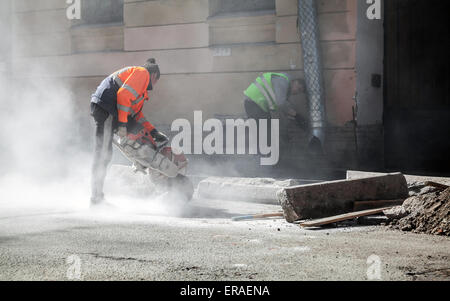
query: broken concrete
408 184 441 197
197 177 317 204
385 188 450 236
278 173 409 223
347 170 450 186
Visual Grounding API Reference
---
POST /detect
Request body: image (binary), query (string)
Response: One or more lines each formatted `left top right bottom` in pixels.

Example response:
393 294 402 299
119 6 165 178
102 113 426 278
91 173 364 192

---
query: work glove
117 126 127 138
150 129 169 149
117 126 128 144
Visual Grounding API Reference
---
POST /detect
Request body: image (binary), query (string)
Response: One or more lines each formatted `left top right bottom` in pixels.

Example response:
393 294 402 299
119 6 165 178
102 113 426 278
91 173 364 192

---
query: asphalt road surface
0 193 449 281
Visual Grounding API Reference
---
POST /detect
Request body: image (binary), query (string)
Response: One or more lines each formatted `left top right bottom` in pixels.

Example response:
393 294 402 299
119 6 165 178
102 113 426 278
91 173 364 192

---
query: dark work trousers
243 98 290 164
244 97 272 145
90 103 144 201
244 97 293 149
244 97 272 121
90 103 115 201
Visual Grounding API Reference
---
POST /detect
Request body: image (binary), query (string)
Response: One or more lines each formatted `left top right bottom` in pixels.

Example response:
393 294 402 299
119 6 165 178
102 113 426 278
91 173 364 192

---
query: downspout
297 0 327 150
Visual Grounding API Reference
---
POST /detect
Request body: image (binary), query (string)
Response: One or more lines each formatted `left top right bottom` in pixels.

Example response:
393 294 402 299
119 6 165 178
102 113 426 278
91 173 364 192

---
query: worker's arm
134 110 168 148
272 75 308 130
134 110 155 133
272 75 296 118
116 69 150 126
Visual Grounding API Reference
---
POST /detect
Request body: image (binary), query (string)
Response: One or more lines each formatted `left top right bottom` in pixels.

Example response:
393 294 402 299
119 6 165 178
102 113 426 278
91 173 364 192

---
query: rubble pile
385 187 450 236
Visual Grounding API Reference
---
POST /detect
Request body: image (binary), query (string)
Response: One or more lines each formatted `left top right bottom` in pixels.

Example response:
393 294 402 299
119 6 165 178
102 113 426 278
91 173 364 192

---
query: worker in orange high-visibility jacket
89 58 168 206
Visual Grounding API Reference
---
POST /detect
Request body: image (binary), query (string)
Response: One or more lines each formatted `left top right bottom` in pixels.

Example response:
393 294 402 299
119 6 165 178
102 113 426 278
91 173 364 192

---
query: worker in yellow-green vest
243 73 308 147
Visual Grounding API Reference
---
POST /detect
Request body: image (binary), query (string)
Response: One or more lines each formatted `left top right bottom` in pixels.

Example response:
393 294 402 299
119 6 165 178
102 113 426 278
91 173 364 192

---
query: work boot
90 193 105 207
90 198 117 212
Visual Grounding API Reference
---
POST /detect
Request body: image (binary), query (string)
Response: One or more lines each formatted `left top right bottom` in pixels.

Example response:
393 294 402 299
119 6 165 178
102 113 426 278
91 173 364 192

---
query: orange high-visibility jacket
112 66 155 132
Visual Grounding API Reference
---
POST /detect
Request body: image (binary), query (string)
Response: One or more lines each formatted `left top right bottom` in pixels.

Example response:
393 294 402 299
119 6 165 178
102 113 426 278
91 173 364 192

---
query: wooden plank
353 199 405 212
299 207 393 228
232 212 284 221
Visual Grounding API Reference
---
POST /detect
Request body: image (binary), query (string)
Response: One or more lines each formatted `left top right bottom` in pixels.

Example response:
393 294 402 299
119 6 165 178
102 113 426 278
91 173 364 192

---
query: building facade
6 0 395 176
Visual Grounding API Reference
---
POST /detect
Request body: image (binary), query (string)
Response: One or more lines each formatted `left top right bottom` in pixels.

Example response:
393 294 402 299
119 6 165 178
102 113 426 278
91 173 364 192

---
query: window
209 0 275 17
80 0 123 25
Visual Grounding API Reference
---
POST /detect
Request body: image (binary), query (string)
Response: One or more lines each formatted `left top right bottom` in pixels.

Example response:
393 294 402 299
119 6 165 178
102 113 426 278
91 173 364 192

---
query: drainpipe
297 0 327 150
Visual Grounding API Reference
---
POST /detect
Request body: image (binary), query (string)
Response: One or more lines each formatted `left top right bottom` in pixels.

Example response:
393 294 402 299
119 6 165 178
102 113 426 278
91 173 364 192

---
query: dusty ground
0 195 449 281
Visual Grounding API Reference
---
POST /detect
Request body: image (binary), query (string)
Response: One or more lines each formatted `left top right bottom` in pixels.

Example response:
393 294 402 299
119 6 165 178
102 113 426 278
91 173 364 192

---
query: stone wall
0 0 12 73
8 0 380 173
11 0 357 124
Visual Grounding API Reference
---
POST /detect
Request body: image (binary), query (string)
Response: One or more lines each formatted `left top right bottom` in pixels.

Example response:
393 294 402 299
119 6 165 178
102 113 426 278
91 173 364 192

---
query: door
384 0 450 175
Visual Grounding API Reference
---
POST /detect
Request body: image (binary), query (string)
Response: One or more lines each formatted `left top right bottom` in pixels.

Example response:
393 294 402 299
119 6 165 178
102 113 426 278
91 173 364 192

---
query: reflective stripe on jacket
244 73 290 113
91 66 155 132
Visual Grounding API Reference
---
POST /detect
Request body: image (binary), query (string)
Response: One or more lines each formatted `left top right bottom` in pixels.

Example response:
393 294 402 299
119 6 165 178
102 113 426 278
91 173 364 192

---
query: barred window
81 0 123 25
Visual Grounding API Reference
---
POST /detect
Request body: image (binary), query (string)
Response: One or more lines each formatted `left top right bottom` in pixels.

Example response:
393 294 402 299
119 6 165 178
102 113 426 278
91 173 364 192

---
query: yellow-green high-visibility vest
244 73 289 113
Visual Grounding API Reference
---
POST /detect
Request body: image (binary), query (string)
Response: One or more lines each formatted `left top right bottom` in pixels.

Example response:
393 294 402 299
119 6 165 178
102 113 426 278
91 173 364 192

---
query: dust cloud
0 74 92 209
